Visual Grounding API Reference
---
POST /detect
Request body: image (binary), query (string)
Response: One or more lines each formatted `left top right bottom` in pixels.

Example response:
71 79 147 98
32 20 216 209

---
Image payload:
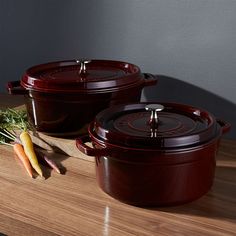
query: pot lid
91 103 219 149
21 59 143 93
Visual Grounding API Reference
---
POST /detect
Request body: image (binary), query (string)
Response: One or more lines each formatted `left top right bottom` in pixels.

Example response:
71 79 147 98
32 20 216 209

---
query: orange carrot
13 143 33 178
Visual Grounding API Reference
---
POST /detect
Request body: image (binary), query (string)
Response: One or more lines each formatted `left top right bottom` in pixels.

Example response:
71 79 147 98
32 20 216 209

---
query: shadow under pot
76 102 231 206
7 59 157 136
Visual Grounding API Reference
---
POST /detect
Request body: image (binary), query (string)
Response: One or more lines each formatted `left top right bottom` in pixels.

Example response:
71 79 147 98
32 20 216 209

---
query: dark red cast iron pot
7 60 157 136
76 102 231 206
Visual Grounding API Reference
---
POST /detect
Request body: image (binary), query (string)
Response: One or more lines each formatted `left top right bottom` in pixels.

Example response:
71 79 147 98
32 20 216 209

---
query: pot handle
76 135 108 156
7 80 27 95
217 119 231 135
143 73 158 87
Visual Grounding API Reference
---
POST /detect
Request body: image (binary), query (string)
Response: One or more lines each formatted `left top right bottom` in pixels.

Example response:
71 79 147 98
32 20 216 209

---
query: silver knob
145 104 164 128
75 59 91 74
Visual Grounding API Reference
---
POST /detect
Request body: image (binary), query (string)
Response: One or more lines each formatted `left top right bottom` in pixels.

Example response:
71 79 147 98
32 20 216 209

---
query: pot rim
75 127 221 165
20 77 145 94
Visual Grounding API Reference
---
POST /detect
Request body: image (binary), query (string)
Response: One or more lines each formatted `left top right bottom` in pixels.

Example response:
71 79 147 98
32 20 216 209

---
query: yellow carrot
20 131 43 177
13 143 34 178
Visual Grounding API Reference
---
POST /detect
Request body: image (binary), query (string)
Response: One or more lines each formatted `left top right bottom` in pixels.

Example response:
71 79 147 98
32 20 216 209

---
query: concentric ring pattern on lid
90 103 219 149
21 60 143 93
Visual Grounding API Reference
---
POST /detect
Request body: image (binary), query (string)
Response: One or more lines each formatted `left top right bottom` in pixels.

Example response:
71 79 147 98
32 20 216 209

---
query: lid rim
20 76 145 94
21 59 143 93
89 123 221 151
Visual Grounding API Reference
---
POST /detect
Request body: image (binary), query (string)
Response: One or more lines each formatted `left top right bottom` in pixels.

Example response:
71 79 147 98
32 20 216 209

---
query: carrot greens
0 107 62 178
0 108 29 131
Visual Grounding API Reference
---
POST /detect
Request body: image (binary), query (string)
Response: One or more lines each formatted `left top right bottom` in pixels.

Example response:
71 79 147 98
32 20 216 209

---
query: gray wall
1 0 235 138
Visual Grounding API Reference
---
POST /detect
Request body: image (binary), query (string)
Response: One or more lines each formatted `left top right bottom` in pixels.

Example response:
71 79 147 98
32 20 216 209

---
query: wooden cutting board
12 105 94 162
29 131 94 162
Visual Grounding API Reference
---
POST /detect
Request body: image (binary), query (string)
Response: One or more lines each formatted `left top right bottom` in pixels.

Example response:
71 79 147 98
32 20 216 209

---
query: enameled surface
92 102 218 148
0 94 235 236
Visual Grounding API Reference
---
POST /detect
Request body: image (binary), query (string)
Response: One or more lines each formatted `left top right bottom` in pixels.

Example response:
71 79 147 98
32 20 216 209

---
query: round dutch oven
76 102 231 206
7 59 157 136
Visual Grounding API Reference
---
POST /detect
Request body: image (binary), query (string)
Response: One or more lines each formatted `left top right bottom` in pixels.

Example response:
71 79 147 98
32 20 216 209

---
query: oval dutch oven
7 59 157 136
76 102 231 206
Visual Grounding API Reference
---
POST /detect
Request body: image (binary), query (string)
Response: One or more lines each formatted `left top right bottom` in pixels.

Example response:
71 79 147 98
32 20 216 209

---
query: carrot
43 155 61 174
13 143 34 178
20 131 43 178
35 149 61 174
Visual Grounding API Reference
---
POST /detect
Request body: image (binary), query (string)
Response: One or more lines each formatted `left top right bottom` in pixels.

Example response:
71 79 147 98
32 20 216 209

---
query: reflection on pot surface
7 60 157 136
76 102 231 206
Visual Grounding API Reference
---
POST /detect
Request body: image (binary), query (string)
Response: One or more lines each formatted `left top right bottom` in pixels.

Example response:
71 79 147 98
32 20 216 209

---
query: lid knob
145 104 164 129
75 59 91 74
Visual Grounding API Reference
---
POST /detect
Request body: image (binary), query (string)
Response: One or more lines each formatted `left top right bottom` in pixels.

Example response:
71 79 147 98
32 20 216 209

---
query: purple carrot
35 148 61 174
43 155 61 174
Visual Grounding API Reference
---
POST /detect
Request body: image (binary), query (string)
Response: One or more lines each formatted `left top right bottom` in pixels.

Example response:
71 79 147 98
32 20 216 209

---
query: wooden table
0 94 235 236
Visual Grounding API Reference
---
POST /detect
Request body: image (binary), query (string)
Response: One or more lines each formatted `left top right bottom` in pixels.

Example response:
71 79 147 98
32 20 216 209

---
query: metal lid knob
145 104 164 129
75 59 91 74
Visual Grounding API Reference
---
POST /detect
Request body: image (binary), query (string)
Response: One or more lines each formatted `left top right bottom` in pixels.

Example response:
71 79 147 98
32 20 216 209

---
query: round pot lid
91 103 219 149
21 59 143 93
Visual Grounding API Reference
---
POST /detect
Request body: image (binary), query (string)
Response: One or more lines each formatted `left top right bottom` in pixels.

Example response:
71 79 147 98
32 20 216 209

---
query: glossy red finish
92 102 218 149
93 140 217 206
7 60 157 135
21 60 148 93
76 102 230 206
25 87 143 134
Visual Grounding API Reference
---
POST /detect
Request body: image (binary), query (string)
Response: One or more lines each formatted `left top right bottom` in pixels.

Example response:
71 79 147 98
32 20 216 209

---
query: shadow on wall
142 75 235 139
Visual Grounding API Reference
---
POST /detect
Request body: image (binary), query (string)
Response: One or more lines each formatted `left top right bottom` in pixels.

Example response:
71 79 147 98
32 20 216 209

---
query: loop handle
7 81 27 95
76 135 109 156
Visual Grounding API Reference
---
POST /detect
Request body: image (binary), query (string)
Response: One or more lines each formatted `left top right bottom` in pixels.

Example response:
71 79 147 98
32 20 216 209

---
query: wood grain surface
0 94 235 236
29 131 94 161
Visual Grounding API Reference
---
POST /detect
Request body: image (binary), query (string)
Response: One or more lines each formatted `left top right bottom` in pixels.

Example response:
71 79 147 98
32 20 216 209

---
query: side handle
76 135 109 156
143 73 158 87
217 119 231 135
7 81 27 95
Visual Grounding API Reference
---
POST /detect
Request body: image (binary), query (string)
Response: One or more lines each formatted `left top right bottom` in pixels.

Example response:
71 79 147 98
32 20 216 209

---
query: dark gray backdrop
0 0 235 138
